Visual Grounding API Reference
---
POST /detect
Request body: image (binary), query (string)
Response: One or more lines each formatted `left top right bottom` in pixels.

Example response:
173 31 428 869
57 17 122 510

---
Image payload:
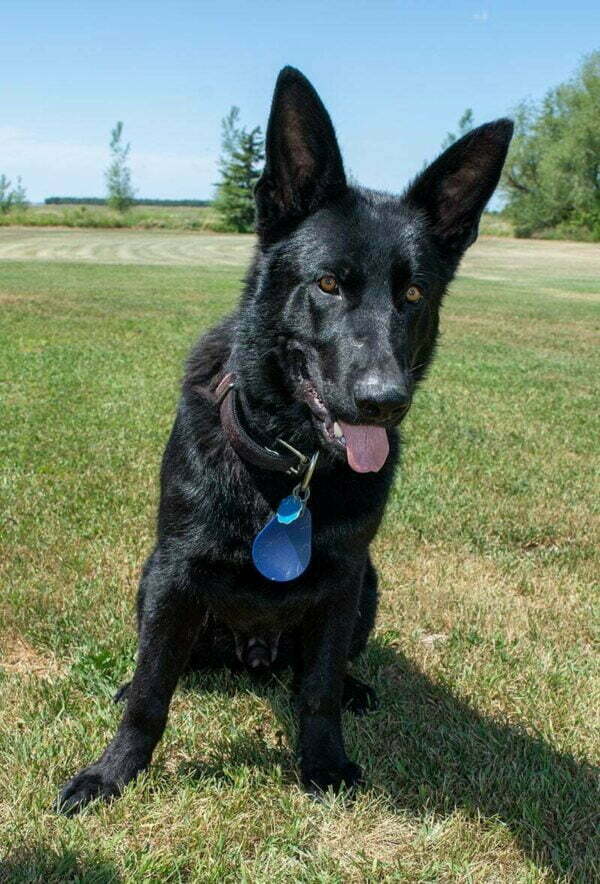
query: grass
0 233 599 882
478 212 514 237
0 228 254 266
2 203 596 242
1 203 510 237
0 203 224 231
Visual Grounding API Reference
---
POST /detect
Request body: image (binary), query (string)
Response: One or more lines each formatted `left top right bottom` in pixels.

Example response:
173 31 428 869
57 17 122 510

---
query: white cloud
0 127 217 202
473 10 490 22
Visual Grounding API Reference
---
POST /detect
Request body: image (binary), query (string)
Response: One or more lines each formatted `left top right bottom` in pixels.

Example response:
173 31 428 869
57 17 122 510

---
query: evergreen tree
214 107 264 232
105 122 135 211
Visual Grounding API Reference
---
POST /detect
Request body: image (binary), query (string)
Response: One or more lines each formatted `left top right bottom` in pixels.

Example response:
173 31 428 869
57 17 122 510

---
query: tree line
215 51 600 240
45 197 211 206
2 52 598 238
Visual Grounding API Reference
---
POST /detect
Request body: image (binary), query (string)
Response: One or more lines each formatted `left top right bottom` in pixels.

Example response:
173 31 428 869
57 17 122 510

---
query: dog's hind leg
342 673 379 715
113 680 131 703
343 556 379 715
57 551 205 815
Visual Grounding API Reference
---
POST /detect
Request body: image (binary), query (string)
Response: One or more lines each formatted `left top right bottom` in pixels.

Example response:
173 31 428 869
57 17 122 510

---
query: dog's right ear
255 66 347 245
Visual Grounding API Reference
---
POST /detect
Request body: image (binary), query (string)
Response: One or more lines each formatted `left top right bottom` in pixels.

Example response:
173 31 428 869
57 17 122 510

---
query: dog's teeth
333 421 343 439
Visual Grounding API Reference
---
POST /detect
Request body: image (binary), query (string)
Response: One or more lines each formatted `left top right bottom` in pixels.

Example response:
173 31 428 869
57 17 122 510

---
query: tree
105 121 135 211
0 174 28 213
502 52 600 239
214 107 264 232
441 108 474 150
12 176 28 208
0 175 13 213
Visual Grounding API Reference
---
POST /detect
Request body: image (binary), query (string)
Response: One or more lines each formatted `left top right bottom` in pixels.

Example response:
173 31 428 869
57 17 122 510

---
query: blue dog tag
276 494 303 524
252 498 312 582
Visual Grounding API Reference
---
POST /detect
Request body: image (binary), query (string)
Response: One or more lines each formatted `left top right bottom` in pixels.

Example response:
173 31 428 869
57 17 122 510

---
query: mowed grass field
0 231 598 882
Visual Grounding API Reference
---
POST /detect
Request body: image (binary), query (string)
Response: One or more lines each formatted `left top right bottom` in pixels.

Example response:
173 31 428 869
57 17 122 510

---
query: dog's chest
202 556 328 634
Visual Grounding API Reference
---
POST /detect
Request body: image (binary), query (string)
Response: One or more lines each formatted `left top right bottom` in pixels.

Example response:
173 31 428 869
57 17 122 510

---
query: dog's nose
354 376 411 423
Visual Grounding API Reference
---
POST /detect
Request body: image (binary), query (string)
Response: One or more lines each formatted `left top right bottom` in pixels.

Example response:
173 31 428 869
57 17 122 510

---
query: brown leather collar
213 372 310 476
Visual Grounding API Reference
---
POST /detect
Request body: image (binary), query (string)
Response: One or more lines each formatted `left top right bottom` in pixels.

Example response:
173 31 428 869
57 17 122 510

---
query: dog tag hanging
252 452 318 582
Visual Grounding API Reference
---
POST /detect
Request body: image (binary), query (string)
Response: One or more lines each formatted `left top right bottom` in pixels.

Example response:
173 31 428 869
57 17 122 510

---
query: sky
1 0 599 203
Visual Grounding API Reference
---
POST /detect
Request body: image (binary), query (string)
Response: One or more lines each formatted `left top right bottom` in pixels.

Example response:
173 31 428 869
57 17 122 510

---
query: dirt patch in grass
0 634 63 679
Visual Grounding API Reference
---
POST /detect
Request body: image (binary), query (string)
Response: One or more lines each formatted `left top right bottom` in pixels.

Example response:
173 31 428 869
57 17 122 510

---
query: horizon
2 0 599 204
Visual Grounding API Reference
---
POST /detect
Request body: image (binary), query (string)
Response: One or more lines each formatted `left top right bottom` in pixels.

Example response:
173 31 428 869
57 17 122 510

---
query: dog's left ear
405 119 513 253
255 66 347 244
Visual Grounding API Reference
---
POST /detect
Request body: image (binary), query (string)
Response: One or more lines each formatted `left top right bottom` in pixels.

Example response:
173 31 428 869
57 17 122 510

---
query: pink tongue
338 421 390 473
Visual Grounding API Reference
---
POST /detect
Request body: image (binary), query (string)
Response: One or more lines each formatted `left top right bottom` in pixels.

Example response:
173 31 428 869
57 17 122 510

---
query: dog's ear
255 66 347 244
405 119 513 253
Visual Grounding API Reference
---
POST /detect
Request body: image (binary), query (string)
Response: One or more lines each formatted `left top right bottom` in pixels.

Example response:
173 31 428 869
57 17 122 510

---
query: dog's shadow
0 848 121 883
181 638 599 880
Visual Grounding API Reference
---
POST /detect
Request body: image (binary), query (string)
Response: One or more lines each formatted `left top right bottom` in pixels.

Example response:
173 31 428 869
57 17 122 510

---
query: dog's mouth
289 349 390 474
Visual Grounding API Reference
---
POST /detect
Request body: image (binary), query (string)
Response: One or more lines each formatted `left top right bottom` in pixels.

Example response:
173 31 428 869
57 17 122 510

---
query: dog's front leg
57 560 203 815
297 568 363 796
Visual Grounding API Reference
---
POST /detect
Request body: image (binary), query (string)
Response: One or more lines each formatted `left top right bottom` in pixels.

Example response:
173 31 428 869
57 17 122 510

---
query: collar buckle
270 438 309 477
213 370 320 478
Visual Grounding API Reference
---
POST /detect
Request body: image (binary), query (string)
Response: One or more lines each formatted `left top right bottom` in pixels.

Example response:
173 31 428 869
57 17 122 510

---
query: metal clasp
271 437 309 477
299 451 319 492
292 450 319 505
267 438 319 484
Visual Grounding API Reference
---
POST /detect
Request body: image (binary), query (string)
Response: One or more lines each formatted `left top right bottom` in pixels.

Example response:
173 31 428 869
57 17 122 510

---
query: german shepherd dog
57 67 512 813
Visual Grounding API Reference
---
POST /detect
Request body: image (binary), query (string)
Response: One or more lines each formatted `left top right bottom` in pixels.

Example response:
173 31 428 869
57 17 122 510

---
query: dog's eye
406 285 423 303
317 275 339 294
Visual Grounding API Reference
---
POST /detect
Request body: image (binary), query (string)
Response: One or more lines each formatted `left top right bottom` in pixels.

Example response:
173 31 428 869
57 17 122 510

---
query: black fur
57 67 512 813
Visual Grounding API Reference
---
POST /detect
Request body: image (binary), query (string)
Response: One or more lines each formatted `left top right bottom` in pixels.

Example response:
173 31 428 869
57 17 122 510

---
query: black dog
57 67 512 813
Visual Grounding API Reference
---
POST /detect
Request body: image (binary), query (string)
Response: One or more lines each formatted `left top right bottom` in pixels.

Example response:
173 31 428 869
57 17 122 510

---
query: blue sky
2 0 599 202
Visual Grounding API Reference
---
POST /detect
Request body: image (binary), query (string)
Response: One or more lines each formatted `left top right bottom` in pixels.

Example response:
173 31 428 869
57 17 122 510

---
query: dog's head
242 67 512 473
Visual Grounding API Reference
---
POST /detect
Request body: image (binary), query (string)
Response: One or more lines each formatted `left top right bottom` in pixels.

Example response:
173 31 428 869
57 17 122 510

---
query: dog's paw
56 765 122 815
113 680 131 703
301 760 364 797
343 675 379 716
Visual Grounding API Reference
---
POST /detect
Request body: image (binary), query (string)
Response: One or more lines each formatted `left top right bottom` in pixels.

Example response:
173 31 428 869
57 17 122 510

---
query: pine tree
214 107 264 232
105 122 135 211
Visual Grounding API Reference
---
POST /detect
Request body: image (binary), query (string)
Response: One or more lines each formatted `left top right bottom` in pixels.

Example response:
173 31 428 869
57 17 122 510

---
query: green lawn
0 235 598 882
